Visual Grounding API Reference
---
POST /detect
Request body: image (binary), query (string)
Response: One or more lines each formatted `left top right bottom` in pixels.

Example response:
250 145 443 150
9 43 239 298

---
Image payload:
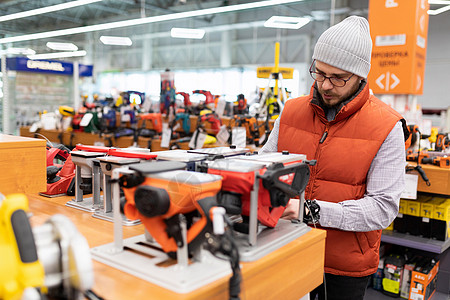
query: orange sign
368 0 429 94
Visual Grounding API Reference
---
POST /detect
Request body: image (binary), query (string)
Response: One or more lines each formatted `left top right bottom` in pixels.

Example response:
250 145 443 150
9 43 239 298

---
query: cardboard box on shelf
409 260 439 300
431 198 450 241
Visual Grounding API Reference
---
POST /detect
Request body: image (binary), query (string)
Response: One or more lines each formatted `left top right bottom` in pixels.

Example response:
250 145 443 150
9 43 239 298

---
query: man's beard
317 80 362 108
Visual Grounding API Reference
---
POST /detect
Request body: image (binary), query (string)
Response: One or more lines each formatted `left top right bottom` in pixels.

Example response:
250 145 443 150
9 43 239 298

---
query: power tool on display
192 90 215 113
119 161 242 299
0 193 98 300
231 115 262 146
42 143 76 197
176 92 192 113
120 162 223 257
206 152 312 232
233 94 248 115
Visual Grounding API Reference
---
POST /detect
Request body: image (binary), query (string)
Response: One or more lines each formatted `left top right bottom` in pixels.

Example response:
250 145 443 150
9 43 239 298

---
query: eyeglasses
309 62 355 87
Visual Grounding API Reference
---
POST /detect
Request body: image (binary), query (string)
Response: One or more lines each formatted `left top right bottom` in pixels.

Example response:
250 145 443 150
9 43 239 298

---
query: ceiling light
0 47 36 55
99 36 133 46
264 16 311 29
428 0 450 14
428 4 450 14
428 0 450 4
0 0 305 44
28 50 87 60
46 42 78 51
0 0 102 23
171 28 205 39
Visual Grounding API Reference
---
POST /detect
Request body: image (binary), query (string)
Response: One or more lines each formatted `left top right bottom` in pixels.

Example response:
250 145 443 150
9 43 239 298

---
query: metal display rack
381 230 450 254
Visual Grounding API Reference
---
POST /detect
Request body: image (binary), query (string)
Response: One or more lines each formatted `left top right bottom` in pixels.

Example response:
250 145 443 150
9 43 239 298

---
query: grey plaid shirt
260 116 405 232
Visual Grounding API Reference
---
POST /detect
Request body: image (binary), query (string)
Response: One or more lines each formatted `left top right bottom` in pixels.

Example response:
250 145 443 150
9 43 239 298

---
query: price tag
232 127 246 148
216 125 230 144
215 99 226 118
259 132 266 145
172 123 180 132
29 122 39 133
401 173 418 199
160 123 171 148
80 113 93 127
189 129 207 149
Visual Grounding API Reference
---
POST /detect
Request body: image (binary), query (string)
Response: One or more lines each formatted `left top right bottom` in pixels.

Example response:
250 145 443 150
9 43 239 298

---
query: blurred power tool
59 106 75 117
406 151 429 164
233 94 248 115
170 112 191 137
42 144 76 197
125 91 145 107
197 112 222 135
176 92 192 112
0 193 45 300
58 106 75 132
421 156 450 169
435 133 449 151
45 143 71 167
138 112 163 135
405 124 421 150
428 127 439 149
0 193 97 300
100 106 118 133
233 115 261 146
193 90 214 106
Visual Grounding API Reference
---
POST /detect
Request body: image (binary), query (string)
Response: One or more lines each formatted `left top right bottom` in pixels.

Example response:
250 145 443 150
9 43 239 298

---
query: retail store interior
0 0 449 299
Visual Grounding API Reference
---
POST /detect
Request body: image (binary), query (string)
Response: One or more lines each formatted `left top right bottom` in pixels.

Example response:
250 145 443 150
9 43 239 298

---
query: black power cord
205 216 242 300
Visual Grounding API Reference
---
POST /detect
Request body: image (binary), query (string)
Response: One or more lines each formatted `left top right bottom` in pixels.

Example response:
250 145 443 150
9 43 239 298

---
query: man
260 16 408 300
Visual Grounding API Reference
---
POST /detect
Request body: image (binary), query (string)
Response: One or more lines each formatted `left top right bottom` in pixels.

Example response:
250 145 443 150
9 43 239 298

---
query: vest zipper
319 131 328 143
306 124 330 199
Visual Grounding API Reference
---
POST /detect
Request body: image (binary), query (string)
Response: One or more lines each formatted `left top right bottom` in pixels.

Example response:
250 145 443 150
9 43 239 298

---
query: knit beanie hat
312 16 372 78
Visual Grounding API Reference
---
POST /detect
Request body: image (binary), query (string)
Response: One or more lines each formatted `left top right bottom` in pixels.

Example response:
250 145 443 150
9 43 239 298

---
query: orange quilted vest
278 83 402 276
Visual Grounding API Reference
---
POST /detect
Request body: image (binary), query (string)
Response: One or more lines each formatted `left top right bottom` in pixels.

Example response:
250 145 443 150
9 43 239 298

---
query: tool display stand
187 146 250 158
153 149 208 171
66 151 106 212
90 167 231 294
93 156 142 226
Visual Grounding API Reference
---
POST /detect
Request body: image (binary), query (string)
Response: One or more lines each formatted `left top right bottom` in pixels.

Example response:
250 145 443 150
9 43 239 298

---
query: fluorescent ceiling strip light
0 47 36 55
428 0 450 4
0 0 102 23
428 4 450 14
100 36 133 46
46 42 78 51
28 50 87 60
264 16 310 29
171 28 205 39
0 0 304 44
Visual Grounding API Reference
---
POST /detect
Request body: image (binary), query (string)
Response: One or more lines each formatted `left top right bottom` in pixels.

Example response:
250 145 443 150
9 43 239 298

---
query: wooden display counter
20 127 262 153
27 193 326 300
0 134 46 195
407 163 450 195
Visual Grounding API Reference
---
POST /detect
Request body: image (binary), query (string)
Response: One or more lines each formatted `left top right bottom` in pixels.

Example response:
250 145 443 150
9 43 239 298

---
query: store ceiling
0 0 369 50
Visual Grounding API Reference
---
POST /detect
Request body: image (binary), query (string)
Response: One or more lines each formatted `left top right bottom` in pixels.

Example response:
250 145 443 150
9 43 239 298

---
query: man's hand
281 198 300 220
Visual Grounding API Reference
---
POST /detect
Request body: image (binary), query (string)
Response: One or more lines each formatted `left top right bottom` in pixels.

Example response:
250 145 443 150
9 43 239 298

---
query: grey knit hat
312 16 372 78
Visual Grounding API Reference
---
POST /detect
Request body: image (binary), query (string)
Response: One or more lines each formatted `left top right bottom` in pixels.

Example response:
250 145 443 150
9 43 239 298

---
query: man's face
314 61 363 108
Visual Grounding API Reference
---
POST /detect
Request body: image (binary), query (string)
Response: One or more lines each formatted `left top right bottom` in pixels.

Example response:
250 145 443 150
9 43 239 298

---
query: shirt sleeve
259 115 280 154
317 121 406 232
